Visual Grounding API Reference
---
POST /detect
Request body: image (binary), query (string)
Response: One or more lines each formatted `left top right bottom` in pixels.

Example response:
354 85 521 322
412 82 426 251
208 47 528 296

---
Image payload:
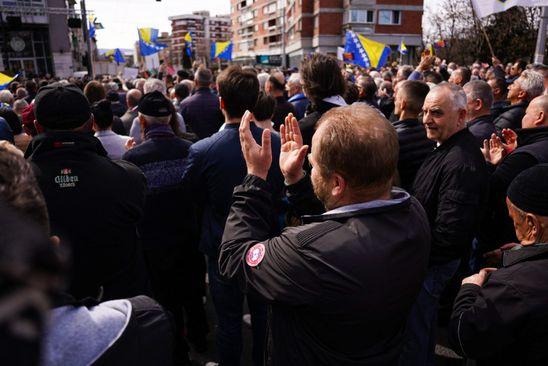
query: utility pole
80 0 93 77
0 9 8 72
534 6 547 64
281 0 286 69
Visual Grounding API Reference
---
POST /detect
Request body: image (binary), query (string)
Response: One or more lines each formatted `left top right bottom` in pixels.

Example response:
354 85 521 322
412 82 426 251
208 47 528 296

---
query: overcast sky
86 0 441 50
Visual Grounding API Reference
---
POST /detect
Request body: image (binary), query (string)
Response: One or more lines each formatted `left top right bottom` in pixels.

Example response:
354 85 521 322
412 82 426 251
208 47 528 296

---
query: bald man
479 94 548 254
121 89 142 134
265 71 295 130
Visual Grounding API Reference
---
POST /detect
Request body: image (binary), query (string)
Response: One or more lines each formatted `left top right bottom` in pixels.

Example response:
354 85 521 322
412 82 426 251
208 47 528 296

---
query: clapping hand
482 133 506 166
501 128 518 153
279 113 308 185
239 110 272 180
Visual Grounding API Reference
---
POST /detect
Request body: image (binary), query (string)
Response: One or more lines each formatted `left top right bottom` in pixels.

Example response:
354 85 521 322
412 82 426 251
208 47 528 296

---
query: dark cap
34 83 91 130
507 164 548 216
138 90 172 117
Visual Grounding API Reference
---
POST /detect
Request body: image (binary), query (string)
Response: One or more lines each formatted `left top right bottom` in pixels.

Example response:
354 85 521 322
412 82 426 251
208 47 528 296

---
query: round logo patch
246 243 266 267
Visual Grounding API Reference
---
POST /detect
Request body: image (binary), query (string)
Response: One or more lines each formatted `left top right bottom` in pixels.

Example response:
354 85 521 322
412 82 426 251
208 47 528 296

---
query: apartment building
343 0 423 63
169 11 231 66
232 0 423 67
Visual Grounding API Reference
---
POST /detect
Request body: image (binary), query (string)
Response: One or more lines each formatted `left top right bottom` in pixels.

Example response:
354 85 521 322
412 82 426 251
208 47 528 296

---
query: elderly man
448 67 472 87
450 164 548 365
401 82 489 365
286 73 309 120
129 79 186 144
123 91 206 363
494 70 544 133
265 71 295 130
120 88 142 134
219 103 431 365
392 80 434 191
464 80 496 145
179 67 224 140
479 94 548 256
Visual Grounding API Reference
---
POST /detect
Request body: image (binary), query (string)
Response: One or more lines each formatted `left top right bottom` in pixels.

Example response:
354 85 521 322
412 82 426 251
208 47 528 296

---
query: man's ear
525 213 539 243
518 90 528 101
50 235 60 247
534 111 545 127
331 173 347 198
219 97 225 110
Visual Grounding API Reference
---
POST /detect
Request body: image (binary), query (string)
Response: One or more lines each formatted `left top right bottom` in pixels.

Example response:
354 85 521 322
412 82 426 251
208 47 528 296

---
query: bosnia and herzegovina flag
211 41 233 61
184 32 193 58
105 48 125 63
344 31 390 69
138 28 168 56
398 40 408 55
0 73 17 91
88 16 96 39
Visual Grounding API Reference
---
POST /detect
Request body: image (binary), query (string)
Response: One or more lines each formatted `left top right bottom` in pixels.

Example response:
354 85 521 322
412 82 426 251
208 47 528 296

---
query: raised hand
279 113 308 185
239 110 272 180
501 128 518 153
482 133 506 166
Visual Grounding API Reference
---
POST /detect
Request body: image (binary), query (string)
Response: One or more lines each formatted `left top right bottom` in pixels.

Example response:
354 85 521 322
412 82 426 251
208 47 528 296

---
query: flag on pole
0 73 17 90
434 39 446 49
105 48 126 63
88 16 96 39
343 31 391 69
184 32 193 58
398 40 408 55
138 28 167 57
211 41 233 61
471 0 548 18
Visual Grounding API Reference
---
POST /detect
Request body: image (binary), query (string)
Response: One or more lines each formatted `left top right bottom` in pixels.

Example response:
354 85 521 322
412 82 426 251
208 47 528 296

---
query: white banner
472 0 548 18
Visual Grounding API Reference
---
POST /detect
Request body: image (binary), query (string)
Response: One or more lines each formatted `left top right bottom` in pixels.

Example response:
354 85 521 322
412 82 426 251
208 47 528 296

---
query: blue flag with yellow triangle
343 31 391 69
398 40 408 55
138 28 167 56
211 41 233 61
0 73 17 90
105 48 125 63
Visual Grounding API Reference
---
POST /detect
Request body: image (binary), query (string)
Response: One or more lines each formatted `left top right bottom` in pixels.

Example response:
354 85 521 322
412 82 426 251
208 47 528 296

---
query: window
263 3 277 14
378 10 401 25
349 10 374 24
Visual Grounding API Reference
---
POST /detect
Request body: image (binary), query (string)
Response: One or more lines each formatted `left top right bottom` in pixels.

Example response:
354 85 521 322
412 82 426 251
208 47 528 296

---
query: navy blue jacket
179 87 224 140
123 125 197 250
288 93 309 120
466 114 496 146
182 123 284 258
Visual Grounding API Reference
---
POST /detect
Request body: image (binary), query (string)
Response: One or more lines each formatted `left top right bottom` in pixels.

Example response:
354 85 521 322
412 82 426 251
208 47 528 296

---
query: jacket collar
392 118 420 128
25 131 108 160
288 93 306 103
310 99 342 114
302 189 412 224
435 128 470 151
515 125 548 147
503 101 528 112
503 243 548 267
466 114 493 128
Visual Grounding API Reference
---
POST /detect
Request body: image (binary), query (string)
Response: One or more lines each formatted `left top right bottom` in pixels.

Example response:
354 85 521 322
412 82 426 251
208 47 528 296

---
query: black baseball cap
137 91 172 117
507 163 548 216
33 83 91 130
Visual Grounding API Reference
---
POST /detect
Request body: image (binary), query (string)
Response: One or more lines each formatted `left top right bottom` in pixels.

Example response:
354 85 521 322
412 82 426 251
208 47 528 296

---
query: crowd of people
0 51 548 366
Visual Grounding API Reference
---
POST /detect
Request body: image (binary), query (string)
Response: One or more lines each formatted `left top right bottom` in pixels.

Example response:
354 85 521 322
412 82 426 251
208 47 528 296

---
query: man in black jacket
494 70 544 133
265 71 295 130
123 91 208 361
450 164 548 365
479 95 548 255
25 83 148 301
179 68 224 140
464 80 496 146
298 53 347 148
392 80 434 191
487 77 509 120
220 103 431 365
401 82 489 366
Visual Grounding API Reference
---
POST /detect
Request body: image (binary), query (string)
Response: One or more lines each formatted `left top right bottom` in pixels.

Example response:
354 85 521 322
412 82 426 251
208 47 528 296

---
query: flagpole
80 0 94 78
399 38 403 65
534 6 548 64
469 0 495 58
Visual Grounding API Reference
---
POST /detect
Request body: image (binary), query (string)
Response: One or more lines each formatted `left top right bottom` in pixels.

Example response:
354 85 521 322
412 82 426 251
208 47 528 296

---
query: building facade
169 11 231 67
231 0 423 67
0 0 82 77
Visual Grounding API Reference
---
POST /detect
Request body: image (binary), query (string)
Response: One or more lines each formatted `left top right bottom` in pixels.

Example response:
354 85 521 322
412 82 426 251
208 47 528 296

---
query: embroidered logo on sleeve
246 243 266 267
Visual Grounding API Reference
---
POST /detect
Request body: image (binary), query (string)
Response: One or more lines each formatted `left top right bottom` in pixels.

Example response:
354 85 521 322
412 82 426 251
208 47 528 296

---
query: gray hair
194 68 213 85
287 72 302 85
519 70 544 101
104 81 119 93
138 112 171 125
431 82 467 111
143 79 167 95
463 80 493 110
13 99 28 114
0 90 14 105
